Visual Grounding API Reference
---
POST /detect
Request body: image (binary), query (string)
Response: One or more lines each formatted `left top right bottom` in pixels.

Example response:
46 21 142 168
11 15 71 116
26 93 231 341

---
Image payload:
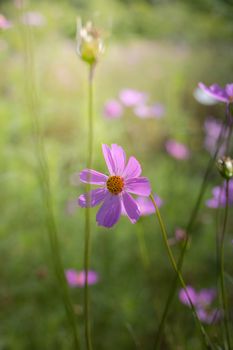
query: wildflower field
1 0 233 349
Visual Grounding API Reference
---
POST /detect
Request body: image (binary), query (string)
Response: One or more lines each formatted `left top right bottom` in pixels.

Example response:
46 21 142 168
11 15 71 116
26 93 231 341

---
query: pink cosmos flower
165 140 190 160
199 82 233 104
103 99 123 119
119 89 148 107
78 144 151 228
179 286 220 324
66 269 99 287
206 180 233 208
0 14 12 29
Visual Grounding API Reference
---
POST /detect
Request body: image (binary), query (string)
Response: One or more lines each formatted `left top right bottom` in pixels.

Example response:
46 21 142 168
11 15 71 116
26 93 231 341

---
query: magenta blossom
199 82 233 104
204 118 226 156
165 140 190 160
66 269 99 287
103 99 123 119
78 144 151 228
179 286 220 324
119 89 148 107
206 180 233 208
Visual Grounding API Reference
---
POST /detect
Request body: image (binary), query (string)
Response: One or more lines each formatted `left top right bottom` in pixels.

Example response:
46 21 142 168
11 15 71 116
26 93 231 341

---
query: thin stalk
84 64 95 350
19 3 80 348
154 116 228 349
218 180 231 350
150 195 214 349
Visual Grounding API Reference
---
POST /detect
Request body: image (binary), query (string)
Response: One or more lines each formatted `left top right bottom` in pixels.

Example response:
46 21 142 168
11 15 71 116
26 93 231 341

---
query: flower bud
217 156 233 180
76 18 104 65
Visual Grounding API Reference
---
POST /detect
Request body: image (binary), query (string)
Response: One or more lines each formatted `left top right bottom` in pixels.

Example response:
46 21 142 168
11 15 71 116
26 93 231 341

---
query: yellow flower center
106 176 124 195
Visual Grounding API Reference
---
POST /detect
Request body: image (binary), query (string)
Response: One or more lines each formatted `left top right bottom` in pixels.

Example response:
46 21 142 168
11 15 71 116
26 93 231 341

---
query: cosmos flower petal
198 82 229 103
102 144 116 175
226 83 233 98
125 177 151 196
123 156 142 179
80 169 108 184
78 188 107 207
96 193 121 227
122 192 140 223
110 144 126 175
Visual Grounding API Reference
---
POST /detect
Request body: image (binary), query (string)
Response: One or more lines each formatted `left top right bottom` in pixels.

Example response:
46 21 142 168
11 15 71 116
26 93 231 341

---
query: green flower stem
154 117 228 350
150 195 214 349
84 64 95 350
19 3 80 348
218 180 231 350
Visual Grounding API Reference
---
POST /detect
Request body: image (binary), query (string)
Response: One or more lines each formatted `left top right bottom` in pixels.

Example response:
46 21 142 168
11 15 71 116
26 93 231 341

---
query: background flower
103 99 123 119
165 139 190 160
119 89 148 107
65 269 99 287
206 180 233 208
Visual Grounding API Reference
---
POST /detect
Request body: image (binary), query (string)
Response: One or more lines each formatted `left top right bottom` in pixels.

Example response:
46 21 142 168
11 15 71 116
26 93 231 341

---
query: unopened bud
217 156 233 180
76 18 104 65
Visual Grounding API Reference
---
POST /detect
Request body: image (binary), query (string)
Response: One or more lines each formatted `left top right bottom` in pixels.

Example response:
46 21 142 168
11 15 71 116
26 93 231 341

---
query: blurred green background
1 0 233 349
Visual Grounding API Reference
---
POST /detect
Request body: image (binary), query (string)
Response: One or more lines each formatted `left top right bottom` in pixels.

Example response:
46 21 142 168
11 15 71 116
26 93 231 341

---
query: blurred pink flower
165 140 190 160
199 82 233 104
65 269 99 287
103 99 123 119
119 89 148 107
0 14 12 29
21 11 46 27
206 180 233 208
193 87 218 106
134 104 165 119
168 228 187 246
204 118 226 156
179 286 220 324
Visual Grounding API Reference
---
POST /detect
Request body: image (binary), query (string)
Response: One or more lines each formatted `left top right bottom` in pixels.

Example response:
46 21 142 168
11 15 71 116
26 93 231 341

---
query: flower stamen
107 176 124 195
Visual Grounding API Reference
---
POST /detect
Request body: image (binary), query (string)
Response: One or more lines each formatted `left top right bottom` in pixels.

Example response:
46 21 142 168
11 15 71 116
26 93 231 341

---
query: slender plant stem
154 117 228 349
150 195 214 349
218 180 231 350
19 2 80 348
84 64 95 350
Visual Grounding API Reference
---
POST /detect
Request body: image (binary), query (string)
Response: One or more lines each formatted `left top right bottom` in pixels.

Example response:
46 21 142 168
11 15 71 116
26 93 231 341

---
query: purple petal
78 188 107 208
102 144 116 175
122 156 142 179
198 82 229 103
226 83 233 99
110 144 126 175
197 289 216 307
136 194 163 216
80 169 107 185
122 192 140 223
179 286 197 307
96 193 122 228
125 177 151 196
